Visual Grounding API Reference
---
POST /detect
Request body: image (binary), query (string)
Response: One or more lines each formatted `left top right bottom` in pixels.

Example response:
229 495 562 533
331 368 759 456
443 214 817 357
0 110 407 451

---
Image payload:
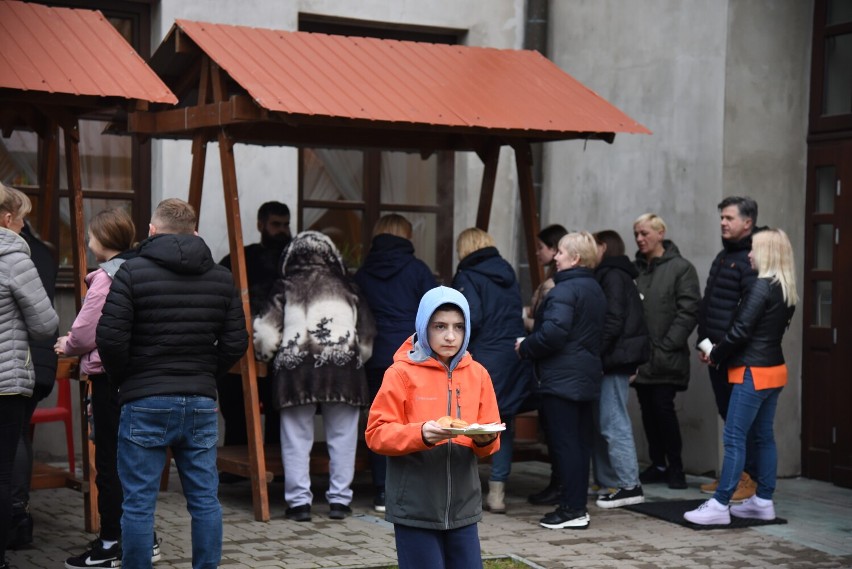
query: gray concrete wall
543 0 811 477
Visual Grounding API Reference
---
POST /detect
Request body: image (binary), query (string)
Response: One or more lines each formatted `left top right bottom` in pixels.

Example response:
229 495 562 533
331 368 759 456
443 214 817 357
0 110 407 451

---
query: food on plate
436 415 469 429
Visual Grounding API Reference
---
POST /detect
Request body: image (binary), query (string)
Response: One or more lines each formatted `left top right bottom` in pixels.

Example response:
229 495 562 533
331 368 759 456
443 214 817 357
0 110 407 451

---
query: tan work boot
487 481 506 513
731 472 756 503
700 479 718 494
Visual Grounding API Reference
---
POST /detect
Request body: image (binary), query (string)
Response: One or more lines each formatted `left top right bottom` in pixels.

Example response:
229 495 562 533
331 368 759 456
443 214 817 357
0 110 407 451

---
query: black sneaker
65 539 121 569
373 491 386 513
286 504 312 522
539 507 590 529
527 483 561 506
595 486 645 509
329 503 352 520
667 468 688 489
639 465 668 484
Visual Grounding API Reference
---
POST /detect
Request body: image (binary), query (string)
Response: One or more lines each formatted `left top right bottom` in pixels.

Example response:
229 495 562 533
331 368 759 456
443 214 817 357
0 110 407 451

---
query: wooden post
475 144 500 230
188 133 208 216
218 128 270 522
513 141 543 291
63 120 98 533
37 122 59 240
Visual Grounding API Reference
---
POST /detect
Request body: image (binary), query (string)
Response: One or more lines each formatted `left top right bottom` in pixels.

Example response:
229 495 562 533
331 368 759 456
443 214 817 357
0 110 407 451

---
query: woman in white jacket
0 183 58 569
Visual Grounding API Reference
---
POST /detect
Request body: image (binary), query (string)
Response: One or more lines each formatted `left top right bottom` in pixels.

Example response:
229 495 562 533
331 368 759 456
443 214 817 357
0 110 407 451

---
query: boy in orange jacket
366 286 501 569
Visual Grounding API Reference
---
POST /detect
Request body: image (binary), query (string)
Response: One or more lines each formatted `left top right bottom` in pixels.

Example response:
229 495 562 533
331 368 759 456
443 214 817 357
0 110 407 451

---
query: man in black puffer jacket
97 199 247 569
697 196 761 498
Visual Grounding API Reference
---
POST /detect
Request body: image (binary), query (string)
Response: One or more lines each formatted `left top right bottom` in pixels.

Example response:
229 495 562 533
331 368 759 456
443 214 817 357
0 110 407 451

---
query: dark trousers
90 374 124 541
540 396 593 512
10 396 37 512
708 365 758 477
366 367 387 491
394 523 482 569
0 395 27 561
216 373 279 446
634 384 683 472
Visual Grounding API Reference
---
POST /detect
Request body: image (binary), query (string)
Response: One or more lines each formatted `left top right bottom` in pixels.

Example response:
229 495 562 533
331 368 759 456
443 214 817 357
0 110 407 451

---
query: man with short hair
697 196 760 500
97 198 248 569
217 201 291 449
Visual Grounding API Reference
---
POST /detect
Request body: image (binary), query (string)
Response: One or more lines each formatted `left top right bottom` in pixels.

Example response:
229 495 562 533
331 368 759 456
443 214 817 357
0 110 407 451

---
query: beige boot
487 481 506 513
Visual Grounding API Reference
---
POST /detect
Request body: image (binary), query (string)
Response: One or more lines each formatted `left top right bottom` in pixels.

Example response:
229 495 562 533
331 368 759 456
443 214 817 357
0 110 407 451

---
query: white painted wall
544 0 811 477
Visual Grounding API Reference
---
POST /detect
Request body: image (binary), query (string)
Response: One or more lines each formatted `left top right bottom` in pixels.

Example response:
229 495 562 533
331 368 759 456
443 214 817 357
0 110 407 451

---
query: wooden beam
436 151 455 283
187 133 208 217
217 128 270 522
128 96 268 134
513 141 543 290
63 119 97 533
37 121 59 239
475 143 500 230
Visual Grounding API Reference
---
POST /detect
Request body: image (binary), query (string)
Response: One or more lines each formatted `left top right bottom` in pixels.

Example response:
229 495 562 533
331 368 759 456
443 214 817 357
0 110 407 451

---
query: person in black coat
96 199 248 568
517 231 606 530
452 228 532 514
354 214 437 512
591 230 650 509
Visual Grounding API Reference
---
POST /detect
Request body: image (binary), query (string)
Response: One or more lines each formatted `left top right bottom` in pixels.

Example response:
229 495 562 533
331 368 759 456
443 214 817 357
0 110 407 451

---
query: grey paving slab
6 461 852 568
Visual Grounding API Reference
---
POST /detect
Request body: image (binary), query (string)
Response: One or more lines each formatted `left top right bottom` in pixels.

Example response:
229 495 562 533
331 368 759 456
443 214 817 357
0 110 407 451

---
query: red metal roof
0 0 176 104
170 19 648 138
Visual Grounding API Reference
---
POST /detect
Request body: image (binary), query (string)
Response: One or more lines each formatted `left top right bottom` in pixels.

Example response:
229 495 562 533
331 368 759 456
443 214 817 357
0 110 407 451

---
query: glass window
813 280 832 327
815 166 836 213
380 152 437 206
302 207 364 269
814 224 834 270
823 34 852 116
827 0 852 25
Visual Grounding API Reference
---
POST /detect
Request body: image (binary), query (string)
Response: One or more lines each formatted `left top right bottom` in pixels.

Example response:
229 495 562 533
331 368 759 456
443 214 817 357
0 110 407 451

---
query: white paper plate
443 423 506 435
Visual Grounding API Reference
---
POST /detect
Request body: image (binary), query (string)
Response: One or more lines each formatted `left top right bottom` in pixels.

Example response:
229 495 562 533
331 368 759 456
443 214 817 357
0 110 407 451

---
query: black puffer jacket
709 279 794 368
594 255 650 375
697 232 760 344
634 241 701 389
518 267 606 402
96 234 248 404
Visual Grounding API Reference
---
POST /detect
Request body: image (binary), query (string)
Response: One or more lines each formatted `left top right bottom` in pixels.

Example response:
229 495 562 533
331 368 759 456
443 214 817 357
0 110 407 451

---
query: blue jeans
489 416 514 482
118 396 221 569
394 523 482 569
714 369 781 506
593 374 640 489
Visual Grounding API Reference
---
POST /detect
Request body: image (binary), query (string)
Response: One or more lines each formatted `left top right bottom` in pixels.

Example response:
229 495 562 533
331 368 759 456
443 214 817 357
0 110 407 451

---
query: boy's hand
422 420 457 445
471 432 500 446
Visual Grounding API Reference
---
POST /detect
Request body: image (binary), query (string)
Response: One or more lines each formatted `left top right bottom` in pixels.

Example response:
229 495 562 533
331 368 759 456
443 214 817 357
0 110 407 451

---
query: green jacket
633 241 700 389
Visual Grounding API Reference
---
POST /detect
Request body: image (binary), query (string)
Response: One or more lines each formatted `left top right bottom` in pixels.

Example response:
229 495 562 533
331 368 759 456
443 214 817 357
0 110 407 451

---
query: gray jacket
0 227 59 397
633 240 700 389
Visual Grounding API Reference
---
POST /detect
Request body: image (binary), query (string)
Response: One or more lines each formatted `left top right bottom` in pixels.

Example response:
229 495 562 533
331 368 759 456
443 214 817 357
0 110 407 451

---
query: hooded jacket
0 227 59 397
452 246 532 417
253 231 376 409
594 255 650 374
698 231 760 344
365 286 500 530
633 240 701 389
354 233 437 371
63 255 129 376
518 267 606 401
96 233 248 404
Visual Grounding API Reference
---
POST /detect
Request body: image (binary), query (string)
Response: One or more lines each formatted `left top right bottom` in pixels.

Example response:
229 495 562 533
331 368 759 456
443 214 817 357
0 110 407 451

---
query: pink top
63 268 111 376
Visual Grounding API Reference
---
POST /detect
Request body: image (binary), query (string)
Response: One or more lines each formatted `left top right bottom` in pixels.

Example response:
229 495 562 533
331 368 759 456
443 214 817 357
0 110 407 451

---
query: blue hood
412 286 471 371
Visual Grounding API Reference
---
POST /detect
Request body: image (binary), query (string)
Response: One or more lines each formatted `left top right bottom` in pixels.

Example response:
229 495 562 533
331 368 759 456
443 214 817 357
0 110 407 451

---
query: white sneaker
683 498 730 525
730 496 776 520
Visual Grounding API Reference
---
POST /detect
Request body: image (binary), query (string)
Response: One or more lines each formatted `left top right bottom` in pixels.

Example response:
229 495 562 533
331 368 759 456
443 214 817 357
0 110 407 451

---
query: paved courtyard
9 461 852 568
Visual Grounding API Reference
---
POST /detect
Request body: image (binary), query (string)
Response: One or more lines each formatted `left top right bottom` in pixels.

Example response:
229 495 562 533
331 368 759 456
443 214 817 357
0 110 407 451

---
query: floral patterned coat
253 231 375 409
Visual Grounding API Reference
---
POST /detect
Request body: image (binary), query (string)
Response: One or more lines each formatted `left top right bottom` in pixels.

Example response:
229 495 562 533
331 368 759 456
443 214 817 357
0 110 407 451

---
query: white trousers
279 402 360 507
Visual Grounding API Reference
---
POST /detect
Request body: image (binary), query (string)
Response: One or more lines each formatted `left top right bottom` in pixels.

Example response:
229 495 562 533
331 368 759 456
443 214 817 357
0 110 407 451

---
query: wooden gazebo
0 0 176 531
128 19 649 521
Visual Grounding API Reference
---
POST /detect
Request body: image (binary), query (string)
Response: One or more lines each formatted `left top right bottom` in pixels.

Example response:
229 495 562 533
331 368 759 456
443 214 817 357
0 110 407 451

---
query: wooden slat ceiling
147 19 648 147
0 0 176 105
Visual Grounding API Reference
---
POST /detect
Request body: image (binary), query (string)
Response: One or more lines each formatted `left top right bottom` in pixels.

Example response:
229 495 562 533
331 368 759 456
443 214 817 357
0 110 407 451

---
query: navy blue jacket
594 255 650 375
453 247 532 417
354 234 437 371
698 231 760 344
519 267 606 402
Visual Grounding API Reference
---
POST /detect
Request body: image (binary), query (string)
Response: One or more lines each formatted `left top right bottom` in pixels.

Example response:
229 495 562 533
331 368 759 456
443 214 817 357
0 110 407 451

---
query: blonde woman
517 231 606 529
685 229 797 525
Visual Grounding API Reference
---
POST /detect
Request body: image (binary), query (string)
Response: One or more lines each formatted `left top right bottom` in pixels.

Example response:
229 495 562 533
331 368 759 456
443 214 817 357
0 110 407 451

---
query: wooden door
801 140 852 487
